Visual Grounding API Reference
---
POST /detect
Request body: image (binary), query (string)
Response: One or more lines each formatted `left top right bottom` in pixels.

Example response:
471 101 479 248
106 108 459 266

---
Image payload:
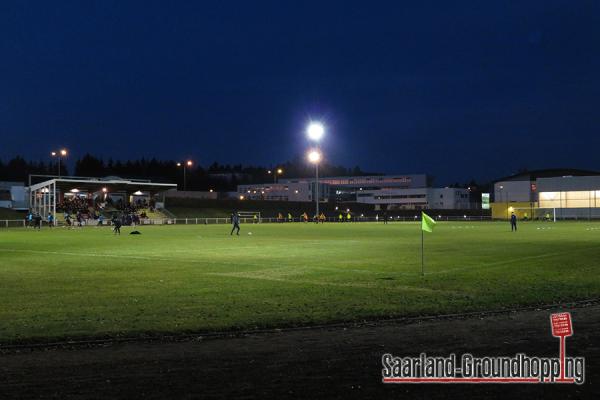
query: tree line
0 154 374 191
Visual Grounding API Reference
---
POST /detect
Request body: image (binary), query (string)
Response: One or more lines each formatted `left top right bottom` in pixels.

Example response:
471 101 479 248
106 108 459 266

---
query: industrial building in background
238 174 472 210
492 169 600 220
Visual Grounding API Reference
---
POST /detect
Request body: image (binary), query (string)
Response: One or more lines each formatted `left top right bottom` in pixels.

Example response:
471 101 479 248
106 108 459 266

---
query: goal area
237 211 261 223
511 207 556 222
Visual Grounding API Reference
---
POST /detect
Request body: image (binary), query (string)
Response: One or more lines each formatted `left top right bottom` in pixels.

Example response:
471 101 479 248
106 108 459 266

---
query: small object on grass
130 231 141 235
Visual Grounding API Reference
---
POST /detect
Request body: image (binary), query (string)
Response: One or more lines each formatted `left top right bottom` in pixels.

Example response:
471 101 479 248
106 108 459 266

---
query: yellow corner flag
421 212 436 233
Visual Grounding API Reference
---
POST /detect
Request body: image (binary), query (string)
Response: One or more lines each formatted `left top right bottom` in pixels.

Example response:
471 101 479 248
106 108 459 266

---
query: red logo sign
550 312 572 337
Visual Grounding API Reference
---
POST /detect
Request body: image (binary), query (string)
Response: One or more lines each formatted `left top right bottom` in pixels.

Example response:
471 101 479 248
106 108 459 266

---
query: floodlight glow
177 162 182 167
239 195 245 200
134 190 143 195
102 187 107 193
307 149 322 164
306 122 325 141
70 188 79 193
60 149 67 156
51 151 57 156
186 160 193 167
277 168 283 174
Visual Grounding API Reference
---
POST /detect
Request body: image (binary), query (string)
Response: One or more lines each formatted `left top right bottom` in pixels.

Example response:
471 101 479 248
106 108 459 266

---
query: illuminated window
540 190 599 209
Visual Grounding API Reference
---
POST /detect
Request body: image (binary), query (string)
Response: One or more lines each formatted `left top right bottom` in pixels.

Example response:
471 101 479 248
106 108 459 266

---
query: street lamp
275 168 283 183
177 160 193 190
51 149 68 177
307 149 322 218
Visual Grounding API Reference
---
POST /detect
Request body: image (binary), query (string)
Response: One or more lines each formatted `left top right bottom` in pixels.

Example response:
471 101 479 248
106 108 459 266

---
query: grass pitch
1 221 599 343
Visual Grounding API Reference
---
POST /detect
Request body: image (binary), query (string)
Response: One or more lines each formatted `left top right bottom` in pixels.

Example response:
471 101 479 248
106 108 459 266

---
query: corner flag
421 212 436 233
420 212 436 276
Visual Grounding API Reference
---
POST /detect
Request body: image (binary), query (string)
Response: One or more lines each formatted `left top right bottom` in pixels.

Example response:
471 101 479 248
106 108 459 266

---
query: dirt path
1 304 598 399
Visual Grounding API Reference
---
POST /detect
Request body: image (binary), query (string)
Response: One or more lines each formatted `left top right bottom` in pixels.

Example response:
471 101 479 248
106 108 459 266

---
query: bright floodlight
277 168 283 174
51 151 57 156
186 160 193 167
306 122 325 141
60 149 67 156
307 149 321 164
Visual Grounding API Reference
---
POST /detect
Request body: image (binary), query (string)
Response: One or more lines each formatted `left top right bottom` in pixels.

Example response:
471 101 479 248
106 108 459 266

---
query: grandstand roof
494 169 600 183
28 175 176 193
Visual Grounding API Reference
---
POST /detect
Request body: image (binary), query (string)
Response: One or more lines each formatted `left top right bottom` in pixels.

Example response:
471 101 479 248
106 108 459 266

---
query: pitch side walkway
1 303 598 399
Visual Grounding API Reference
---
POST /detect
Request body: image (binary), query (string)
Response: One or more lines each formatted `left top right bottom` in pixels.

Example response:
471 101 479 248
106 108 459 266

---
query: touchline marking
428 251 575 275
205 271 454 293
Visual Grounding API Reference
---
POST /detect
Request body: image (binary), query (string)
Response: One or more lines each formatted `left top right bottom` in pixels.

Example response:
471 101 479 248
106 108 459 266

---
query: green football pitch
1 221 599 343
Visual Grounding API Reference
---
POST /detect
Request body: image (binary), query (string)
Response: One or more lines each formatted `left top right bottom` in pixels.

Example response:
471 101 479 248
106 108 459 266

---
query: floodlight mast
306 122 325 220
177 160 193 190
51 149 68 177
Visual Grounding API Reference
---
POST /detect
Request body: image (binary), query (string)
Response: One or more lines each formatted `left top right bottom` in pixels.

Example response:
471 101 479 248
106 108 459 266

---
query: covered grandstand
27 175 176 224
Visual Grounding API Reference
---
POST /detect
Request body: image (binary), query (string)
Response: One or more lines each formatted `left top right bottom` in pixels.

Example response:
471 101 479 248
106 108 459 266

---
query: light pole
177 160 193 190
275 168 283 183
306 122 325 219
51 149 68 177
308 149 322 219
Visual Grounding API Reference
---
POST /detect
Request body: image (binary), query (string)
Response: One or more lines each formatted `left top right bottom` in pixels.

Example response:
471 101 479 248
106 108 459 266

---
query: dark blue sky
1 1 599 184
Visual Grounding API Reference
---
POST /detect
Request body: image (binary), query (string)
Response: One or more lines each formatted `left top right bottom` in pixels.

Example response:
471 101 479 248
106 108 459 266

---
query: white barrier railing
0 215 493 228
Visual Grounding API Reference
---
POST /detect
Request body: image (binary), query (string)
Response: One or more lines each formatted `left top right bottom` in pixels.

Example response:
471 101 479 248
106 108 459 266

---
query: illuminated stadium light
134 190 143 195
239 195 245 200
306 122 325 142
70 188 79 193
307 149 322 164
102 187 107 193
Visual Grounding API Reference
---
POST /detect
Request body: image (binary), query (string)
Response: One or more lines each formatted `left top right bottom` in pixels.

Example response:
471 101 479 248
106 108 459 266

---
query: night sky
1 1 599 184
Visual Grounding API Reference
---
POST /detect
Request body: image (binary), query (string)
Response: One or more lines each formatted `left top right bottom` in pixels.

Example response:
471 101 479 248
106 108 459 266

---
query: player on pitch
230 211 241 236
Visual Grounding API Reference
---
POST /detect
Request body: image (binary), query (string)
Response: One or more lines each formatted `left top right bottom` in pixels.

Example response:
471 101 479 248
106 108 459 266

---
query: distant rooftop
495 169 600 182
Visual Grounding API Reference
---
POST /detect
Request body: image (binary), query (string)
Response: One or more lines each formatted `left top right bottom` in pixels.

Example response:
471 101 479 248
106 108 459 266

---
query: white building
238 174 472 210
0 181 27 210
356 187 470 209
493 169 600 219
238 182 316 202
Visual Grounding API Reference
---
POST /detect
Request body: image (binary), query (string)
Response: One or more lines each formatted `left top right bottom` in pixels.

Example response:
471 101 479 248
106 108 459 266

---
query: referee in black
510 212 517 232
112 215 122 235
230 211 240 236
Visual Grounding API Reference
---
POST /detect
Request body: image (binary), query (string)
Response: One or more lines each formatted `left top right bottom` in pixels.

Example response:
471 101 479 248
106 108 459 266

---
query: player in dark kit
510 212 517 232
112 215 122 235
230 212 240 236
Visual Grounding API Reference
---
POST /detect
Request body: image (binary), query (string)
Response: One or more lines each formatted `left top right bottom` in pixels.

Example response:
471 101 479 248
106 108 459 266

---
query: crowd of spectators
56 195 156 227
57 197 89 214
